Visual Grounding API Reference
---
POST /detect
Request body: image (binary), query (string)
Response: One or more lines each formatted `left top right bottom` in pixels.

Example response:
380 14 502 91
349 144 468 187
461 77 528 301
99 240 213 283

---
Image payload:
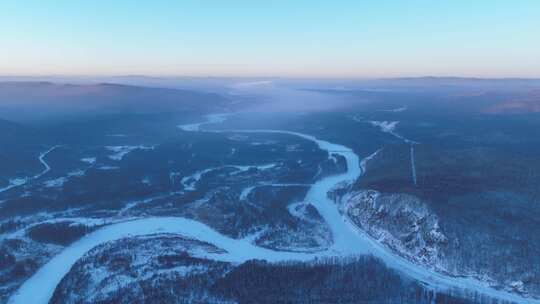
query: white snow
141 176 151 185
239 185 256 201
410 145 418 186
43 177 68 188
287 202 318 224
105 145 154 161
363 119 418 145
8 217 321 304
359 149 381 174
180 167 219 191
33 145 59 179
97 165 119 170
230 163 277 175
118 193 172 215
68 170 85 177
364 118 419 186
382 106 408 112
0 178 27 193
177 113 229 132
240 183 310 201
369 120 399 133
43 170 85 188
182 163 277 191
0 146 59 194
9 114 539 304
81 157 96 164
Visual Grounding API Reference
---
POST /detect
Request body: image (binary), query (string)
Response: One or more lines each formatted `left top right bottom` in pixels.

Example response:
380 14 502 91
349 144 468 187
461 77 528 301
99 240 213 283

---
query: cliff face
340 189 540 297
341 190 449 272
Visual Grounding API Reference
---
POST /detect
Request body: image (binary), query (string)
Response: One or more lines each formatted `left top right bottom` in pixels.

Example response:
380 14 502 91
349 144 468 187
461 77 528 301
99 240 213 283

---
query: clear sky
1 0 539 78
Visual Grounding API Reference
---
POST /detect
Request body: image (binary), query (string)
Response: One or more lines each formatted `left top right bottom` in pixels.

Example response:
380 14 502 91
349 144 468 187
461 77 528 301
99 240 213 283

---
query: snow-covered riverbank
8 217 322 304
0 145 59 194
9 114 538 304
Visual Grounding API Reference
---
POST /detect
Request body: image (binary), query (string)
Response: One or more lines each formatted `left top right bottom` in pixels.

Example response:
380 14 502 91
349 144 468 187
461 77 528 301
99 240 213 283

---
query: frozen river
9 114 537 304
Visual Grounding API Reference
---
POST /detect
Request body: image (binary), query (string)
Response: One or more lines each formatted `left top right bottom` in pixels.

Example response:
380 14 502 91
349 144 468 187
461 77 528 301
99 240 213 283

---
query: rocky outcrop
341 190 449 272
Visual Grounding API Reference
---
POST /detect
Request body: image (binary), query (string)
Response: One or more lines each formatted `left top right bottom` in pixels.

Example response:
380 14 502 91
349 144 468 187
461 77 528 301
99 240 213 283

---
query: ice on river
10 114 539 304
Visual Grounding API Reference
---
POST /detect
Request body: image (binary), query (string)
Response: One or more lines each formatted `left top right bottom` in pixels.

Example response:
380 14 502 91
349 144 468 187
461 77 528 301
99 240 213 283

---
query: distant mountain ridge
0 81 230 122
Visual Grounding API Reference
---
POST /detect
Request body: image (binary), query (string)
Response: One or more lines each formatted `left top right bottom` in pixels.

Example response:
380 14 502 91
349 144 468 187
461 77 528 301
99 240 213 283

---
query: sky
1 0 539 78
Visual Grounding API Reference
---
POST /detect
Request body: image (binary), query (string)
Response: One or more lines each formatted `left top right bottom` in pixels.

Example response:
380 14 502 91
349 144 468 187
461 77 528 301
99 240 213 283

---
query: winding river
8 115 536 304
0 146 58 194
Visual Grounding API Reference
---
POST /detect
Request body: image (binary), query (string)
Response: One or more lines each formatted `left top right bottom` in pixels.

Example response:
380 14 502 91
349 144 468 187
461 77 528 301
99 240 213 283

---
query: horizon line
1 74 540 81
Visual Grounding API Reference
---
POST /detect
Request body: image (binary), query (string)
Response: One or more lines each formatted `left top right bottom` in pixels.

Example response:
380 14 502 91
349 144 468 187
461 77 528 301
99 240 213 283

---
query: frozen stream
8 115 537 304
0 145 59 194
